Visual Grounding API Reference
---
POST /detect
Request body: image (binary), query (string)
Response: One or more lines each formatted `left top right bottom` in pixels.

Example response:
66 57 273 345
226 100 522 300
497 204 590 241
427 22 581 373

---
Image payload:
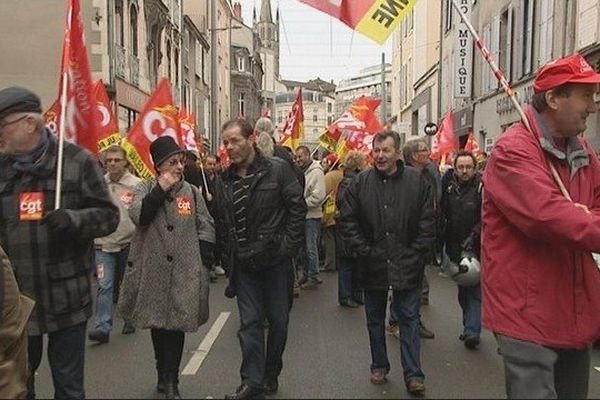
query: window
499 7 513 82
577 0 598 49
327 103 332 113
202 48 208 85
238 56 245 71
183 31 190 69
166 40 172 80
115 0 124 46
313 108 318 122
238 93 245 117
195 40 202 76
130 4 138 56
521 0 535 77
538 0 554 66
563 0 576 56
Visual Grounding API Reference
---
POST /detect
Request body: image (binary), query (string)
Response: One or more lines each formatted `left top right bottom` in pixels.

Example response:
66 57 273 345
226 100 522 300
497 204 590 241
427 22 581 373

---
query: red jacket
482 106 600 349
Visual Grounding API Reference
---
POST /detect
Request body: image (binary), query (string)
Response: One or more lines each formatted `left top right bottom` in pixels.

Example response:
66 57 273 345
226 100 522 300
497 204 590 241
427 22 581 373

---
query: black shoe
419 322 435 339
263 378 278 396
463 335 480 350
225 383 265 399
88 329 109 344
164 377 181 399
157 371 166 394
339 299 360 308
121 322 136 335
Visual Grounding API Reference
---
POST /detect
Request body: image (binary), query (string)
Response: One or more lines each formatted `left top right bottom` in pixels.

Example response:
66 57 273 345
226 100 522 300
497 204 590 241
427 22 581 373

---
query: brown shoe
370 370 388 385
300 280 319 290
406 378 425 396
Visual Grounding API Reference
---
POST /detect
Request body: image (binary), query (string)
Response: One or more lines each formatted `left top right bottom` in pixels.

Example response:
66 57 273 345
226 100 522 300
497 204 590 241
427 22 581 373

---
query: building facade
335 64 392 126
230 4 264 125
276 79 336 149
439 0 600 152
390 1 441 145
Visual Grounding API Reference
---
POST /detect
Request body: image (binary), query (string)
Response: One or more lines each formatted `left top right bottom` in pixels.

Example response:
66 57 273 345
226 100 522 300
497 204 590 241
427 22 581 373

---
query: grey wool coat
118 179 215 332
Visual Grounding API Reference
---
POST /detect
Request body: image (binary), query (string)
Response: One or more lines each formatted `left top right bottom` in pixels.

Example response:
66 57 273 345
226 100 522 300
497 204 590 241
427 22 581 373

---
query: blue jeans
365 288 424 383
338 258 353 303
94 247 130 334
303 219 321 281
235 258 295 386
458 283 481 337
28 322 87 399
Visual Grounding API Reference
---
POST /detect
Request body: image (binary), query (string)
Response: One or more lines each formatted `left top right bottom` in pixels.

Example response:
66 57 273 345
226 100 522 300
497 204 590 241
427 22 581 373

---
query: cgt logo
19 192 44 221
176 196 192 216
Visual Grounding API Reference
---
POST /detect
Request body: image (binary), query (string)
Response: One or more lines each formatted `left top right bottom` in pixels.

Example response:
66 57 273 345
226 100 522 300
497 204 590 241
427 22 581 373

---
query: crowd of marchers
1 52 600 400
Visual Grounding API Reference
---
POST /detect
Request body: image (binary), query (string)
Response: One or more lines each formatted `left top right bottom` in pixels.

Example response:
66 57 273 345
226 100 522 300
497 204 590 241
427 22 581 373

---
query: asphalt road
33 268 600 399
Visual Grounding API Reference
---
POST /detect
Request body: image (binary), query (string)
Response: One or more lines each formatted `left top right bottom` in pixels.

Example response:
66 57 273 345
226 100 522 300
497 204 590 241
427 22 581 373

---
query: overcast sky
240 0 392 84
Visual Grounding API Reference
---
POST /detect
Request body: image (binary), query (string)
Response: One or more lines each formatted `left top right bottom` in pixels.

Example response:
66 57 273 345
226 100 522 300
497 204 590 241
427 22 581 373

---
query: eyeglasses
0 115 28 129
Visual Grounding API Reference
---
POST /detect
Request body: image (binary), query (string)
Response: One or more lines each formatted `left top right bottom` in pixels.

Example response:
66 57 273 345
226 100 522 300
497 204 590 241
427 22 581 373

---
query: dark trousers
496 334 591 399
151 329 185 379
27 322 87 400
457 283 481 337
338 257 362 303
235 258 294 387
364 288 424 384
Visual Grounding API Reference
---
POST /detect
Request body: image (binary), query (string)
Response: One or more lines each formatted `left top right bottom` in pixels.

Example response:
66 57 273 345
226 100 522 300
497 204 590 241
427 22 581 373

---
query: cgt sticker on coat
176 196 192 216
19 192 44 221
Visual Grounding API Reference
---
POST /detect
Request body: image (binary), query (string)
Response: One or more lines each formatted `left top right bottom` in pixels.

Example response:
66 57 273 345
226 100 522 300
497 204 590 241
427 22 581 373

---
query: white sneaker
214 266 226 276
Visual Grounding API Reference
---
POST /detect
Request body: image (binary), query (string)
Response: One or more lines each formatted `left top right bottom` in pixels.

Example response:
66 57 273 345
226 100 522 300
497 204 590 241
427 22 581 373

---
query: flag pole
199 159 211 196
55 71 69 209
449 0 571 200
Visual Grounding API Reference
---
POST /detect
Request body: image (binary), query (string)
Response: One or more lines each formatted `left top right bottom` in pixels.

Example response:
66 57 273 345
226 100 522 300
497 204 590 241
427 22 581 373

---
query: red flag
179 109 203 155
218 144 230 169
463 131 482 157
57 0 99 155
93 80 122 152
430 110 458 161
298 0 418 44
122 78 180 180
279 89 304 150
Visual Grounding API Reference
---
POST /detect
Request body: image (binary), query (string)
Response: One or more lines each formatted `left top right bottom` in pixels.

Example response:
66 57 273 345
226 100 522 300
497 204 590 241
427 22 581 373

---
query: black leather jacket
214 150 307 272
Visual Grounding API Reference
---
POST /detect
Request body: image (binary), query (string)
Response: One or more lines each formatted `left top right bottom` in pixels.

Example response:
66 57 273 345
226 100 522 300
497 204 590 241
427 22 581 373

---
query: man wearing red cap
482 53 600 398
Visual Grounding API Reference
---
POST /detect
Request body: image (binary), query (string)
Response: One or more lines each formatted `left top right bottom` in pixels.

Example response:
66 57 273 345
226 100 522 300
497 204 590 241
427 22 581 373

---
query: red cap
533 53 600 93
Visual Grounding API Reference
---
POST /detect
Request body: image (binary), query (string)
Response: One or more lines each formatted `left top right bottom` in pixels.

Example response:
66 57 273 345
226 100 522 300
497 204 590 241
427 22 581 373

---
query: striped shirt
232 173 255 244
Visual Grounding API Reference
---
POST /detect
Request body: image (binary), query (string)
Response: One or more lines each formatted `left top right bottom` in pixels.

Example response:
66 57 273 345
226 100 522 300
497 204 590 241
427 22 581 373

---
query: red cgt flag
122 78 181 180
57 0 99 155
463 131 482 157
430 110 458 162
278 89 304 150
93 80 122 153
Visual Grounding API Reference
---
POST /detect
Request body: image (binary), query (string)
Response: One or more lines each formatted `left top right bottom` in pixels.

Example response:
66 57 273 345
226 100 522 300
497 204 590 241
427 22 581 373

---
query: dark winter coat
0 132 119 335
213 150 306 274
335 168 359 259
337 161 435 291
441 174 482 261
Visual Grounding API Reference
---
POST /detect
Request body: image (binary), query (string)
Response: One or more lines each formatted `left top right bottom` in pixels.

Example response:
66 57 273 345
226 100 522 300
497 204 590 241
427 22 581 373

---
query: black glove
200 241 215 268
43 209 74 234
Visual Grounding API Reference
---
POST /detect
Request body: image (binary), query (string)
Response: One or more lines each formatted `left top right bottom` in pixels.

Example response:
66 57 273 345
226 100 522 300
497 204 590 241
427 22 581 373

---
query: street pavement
33 267 600 399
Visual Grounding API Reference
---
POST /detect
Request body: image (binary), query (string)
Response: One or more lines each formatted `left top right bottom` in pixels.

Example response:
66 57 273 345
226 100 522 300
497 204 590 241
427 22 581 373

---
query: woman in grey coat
118 136 215 399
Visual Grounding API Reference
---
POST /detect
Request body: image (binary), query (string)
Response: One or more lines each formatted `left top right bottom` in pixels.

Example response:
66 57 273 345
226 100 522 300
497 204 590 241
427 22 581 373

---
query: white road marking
181 312 231 375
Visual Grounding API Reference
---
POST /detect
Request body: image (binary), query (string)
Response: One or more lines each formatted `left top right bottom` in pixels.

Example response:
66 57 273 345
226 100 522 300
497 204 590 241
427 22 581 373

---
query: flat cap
0 86 42 119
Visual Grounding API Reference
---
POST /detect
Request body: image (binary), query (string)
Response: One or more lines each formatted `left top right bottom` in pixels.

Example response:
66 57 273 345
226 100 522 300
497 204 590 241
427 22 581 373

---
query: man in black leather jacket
214 118 307 400
337 131 435 396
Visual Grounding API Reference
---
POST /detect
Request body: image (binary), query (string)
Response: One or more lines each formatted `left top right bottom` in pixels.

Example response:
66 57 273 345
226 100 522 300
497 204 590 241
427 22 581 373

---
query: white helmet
448 252 481 286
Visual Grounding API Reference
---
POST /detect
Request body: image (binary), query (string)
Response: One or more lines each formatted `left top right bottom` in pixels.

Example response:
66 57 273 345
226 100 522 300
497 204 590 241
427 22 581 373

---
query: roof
279 78 336 93
260 0 273 23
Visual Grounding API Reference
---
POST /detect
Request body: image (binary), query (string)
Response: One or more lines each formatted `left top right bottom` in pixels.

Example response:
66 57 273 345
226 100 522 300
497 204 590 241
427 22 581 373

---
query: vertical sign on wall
454 0 473 98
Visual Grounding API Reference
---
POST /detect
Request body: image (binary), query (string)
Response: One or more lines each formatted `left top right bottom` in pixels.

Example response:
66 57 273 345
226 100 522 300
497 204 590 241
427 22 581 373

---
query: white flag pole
55 71 69 209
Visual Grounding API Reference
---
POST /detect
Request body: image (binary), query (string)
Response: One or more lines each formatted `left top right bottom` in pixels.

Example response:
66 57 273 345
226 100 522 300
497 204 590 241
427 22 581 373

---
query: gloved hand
200 241 215 268
43 209 74 234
